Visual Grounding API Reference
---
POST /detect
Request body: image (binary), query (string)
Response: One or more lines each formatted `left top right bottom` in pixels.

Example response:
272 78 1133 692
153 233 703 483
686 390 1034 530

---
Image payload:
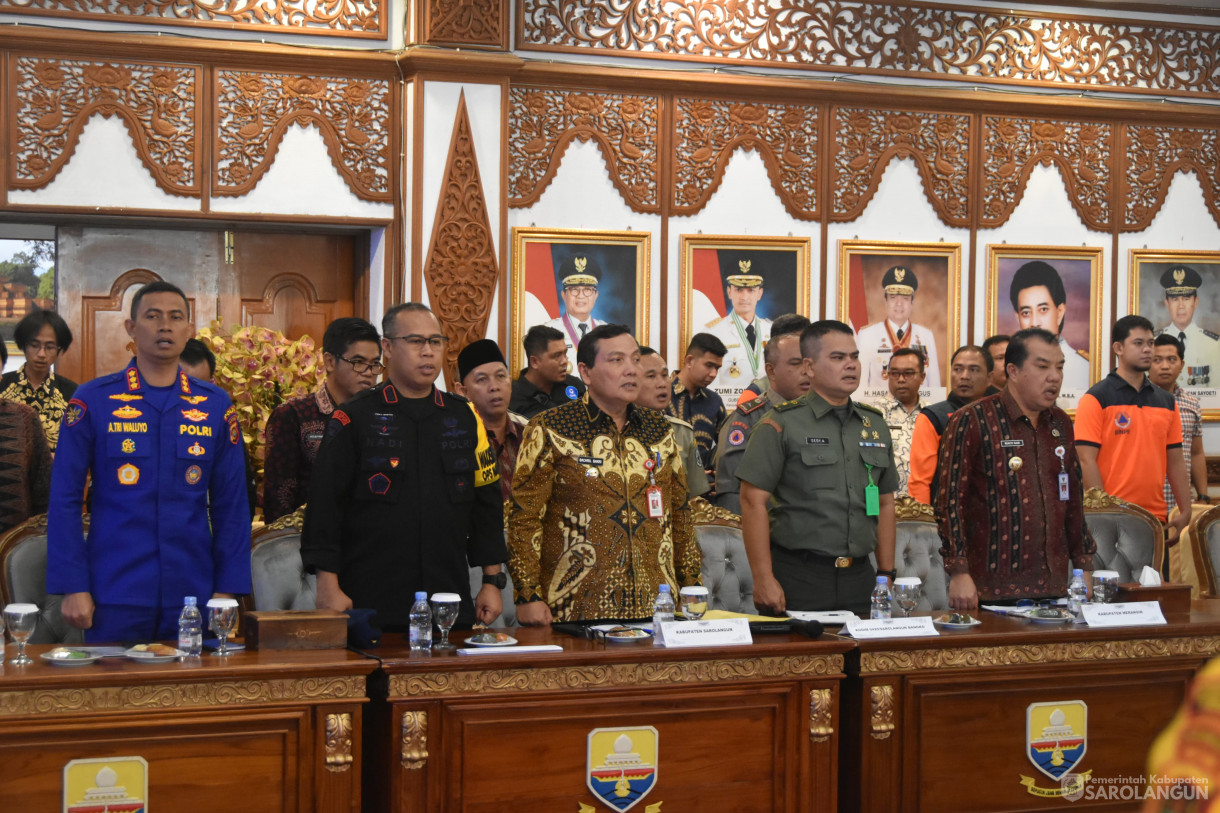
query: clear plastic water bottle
177 596 203 656
652 584 675 645
870 576 893 620
1068 569 1088 618
409 592 433 651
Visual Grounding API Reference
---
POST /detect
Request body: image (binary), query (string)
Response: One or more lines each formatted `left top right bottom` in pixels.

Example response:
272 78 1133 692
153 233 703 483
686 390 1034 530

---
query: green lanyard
864 463 880 517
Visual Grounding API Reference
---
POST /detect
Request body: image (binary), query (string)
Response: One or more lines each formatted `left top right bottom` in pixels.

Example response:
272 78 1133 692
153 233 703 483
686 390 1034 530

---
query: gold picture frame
837 239 961 393
509 227 651 374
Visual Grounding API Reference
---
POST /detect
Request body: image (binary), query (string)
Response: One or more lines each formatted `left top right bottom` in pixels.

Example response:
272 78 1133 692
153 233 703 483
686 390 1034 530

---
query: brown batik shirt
936 391 1096 601
262 385 337 521
0 400 51 534
507 395 701 622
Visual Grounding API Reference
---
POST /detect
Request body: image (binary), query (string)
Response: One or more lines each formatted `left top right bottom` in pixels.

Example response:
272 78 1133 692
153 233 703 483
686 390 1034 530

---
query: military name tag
577 456 604 466
805 437 829 445
1001 440 1025 448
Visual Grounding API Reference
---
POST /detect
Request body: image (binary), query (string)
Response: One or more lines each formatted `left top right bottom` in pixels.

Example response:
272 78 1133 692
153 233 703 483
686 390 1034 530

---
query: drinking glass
431 593 461 650
679 586 709 620
892 578 922 618
4 603 39 666
207 598 239 657
1091 571 1120 604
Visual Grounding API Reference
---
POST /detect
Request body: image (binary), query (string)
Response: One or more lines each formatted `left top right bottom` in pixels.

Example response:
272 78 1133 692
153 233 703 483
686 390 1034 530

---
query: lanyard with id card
644 452 664 518
1055 445 1069 501
864 463 880 516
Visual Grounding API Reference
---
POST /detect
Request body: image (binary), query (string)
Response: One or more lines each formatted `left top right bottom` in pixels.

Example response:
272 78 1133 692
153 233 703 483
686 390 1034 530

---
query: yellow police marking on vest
469 403 500 488
181 408 208 422
111 405 143 419
117 463 140 486
180 424 213 436
108 422 148 433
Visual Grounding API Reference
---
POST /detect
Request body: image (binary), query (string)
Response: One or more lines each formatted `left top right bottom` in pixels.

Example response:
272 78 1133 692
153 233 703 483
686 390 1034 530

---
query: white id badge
646 485 664 518
1058 472 1070 501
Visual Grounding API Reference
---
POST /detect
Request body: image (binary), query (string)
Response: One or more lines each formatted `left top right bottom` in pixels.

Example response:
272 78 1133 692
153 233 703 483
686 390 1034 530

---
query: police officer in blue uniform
301 303 507 630
48 282 252 643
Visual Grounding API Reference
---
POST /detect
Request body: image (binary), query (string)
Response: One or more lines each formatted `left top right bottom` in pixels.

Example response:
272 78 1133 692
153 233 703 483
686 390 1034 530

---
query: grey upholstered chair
890 495 949 612
0 514 85 645
1082 488 1164 582
1191 503 1220 598
691 498 757 614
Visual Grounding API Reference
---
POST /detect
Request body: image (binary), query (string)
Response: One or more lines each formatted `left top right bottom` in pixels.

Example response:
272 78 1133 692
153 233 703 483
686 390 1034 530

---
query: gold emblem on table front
63 756 147 813
1020 701 1092 798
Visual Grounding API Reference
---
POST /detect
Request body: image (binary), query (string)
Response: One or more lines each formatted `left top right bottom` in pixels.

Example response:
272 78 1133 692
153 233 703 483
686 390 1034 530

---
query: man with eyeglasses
263 317 383 522
1 308 77 454
302 303 507 630
543 256 603 372
874 347 928 494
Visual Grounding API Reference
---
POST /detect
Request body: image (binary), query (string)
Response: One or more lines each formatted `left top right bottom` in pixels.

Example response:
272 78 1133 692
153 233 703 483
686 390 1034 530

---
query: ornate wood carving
832 107 970 226
860 636 1220 674
423 93 499 385
672 97 819 221
425 0 507 48
389 653 844 697
214 70 391 201
508 86 659 213
894 494 935 522
516 1 1220 99
869 684 896 740
80 268 171 386
982 116 1112 231
809 688 833 742
401 710 428 769
0 0 384 37
324 712 353 771
1124 124 1220 231
11 57 199 196
689 496 740 529
0 676 365 716
241 273 334 330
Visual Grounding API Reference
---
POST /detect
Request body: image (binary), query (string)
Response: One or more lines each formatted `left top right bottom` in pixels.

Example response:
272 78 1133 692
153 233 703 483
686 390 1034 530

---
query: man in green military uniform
737 320 898 616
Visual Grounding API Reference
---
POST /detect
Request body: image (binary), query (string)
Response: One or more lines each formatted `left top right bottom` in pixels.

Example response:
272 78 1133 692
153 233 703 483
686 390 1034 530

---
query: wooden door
55 226 359 384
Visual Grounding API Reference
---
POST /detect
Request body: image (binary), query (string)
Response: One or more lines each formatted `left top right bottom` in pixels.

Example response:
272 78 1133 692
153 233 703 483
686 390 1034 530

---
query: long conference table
2 605 1220 813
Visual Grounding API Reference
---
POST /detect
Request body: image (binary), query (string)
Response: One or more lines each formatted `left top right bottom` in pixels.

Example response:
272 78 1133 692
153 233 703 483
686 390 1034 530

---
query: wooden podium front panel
441 685 795 812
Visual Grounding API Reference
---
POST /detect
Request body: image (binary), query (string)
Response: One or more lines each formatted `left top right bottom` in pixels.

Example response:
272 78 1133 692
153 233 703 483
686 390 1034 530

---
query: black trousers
770 545 876 617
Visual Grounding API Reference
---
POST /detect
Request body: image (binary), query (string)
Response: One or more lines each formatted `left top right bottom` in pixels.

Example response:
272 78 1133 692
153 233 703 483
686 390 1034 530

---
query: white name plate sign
845 616 940 639
658 618 753 648
1080 601 1166 628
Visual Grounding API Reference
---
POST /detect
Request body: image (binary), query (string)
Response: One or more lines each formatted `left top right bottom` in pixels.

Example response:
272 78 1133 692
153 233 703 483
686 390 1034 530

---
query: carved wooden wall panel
981 116 1112 231
423 94 499 384
10 56 199 196
0 0 385 38
424 0 508 48
672 97 819 221
214 70 392 201
507 86 659 213
517 0 1220 99
831 107 970 226
1124 125 1220 231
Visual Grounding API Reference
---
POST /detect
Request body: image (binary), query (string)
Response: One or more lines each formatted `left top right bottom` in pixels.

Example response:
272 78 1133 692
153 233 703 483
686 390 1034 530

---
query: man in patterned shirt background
874 347 927 495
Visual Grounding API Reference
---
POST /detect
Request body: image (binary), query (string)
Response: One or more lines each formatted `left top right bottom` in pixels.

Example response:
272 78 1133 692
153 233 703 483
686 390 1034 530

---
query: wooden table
0 645 377 813
840 605 1220 812
363 626 854 813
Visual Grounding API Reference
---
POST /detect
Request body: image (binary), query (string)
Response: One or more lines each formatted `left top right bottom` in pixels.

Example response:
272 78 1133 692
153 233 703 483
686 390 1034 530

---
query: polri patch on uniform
368 473 391 495
64 399 87 427
578 456 604 466
565 385 579 400
805 437 830 445
185 464 202 485
728 428 746 446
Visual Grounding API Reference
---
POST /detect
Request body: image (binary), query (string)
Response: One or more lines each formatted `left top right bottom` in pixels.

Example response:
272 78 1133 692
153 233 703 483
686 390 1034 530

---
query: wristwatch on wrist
876 569 897 580
482 572 508 589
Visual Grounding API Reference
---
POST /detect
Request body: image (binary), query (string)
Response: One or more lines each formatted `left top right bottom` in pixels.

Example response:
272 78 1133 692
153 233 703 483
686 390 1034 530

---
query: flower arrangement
196 321 324 506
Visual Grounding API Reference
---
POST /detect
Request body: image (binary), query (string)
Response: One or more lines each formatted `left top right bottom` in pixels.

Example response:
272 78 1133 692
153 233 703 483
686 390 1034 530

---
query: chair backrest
250 508 317 612
892 495 949 612
1193 503 1220 598
690 499 756 614
1082 488 1165 582
0 514 85 645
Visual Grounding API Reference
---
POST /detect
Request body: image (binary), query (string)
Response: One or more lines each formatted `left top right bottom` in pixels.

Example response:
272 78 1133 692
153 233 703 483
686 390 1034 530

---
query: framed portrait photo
1130 249 1220 418
678 234 811 403
509 227 651 373
985 244 1103 409
837 239 961 400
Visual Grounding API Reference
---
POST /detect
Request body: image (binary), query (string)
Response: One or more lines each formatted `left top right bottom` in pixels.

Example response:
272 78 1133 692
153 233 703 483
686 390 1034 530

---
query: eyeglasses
888 369 921 379
386 334 449 351
338 355 384 374
565 285 597 296
25 341 59 355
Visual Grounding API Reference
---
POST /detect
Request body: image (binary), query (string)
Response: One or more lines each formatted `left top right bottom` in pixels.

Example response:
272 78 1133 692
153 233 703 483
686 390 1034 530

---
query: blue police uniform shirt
47 359 252 608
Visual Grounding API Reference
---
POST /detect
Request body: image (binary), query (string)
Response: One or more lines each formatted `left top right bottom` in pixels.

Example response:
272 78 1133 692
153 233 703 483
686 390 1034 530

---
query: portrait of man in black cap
543 255 603 371
705 259 772 403
857 265 941 389
1154 264 1220 387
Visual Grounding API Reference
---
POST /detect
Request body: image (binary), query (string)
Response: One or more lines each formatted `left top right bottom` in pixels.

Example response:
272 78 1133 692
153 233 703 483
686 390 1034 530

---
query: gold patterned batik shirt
0 367 74 453
876 392 927 495
507 396 701 622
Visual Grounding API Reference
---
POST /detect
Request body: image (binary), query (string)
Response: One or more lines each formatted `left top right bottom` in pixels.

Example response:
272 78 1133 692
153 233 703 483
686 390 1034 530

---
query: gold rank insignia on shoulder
862 415 871 427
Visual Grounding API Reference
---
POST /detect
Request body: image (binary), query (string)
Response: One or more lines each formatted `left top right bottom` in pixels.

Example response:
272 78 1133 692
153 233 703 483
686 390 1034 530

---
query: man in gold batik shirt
508 324 702 624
